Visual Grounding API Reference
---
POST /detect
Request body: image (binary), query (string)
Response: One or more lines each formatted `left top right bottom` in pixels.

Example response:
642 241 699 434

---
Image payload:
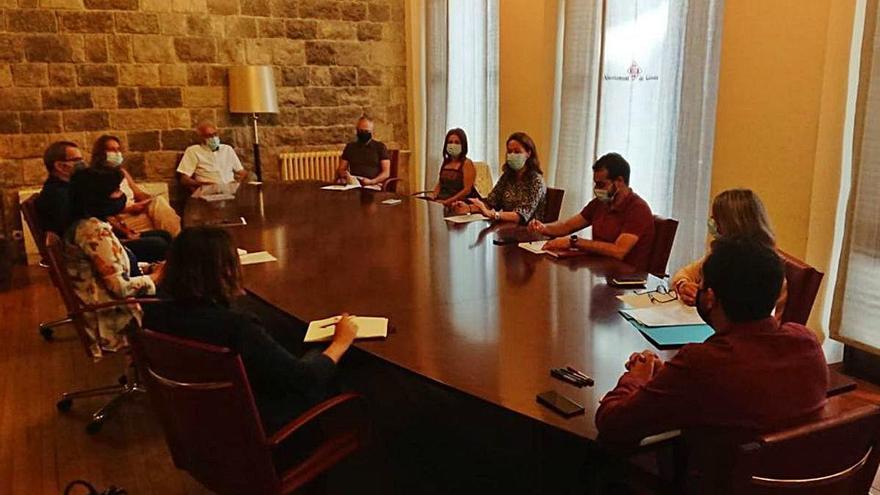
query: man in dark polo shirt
529 153 655 271
35 141 85 236
336 116 391 187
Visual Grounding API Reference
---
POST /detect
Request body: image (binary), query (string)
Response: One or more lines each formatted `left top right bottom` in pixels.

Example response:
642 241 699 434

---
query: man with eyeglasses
36 141 86 236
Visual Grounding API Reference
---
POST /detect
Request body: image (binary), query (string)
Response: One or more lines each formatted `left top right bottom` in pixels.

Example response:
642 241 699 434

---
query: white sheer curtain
549 0 604 217
552 0 724 272
424 0 499 189
831 0 880 354
595 0 724 272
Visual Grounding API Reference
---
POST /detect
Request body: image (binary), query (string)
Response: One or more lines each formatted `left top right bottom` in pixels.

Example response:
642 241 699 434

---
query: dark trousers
122 229 172 263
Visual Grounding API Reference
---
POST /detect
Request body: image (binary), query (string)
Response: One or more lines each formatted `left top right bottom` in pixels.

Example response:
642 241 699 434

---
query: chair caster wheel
56 398 72 412
86 420 103 435
118 375 128 385
40 326 54 341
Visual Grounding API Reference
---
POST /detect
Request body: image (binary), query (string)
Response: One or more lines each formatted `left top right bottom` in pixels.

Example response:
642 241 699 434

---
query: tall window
596 0 683 215
424 0 499 187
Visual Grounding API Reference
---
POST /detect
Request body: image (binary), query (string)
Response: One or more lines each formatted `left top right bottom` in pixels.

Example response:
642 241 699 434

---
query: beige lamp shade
228 65 279 114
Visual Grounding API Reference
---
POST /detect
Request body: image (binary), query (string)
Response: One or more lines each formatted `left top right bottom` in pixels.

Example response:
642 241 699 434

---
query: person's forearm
178 174 202 188
543 222 569 237
322 341 350 364
575 239 628 260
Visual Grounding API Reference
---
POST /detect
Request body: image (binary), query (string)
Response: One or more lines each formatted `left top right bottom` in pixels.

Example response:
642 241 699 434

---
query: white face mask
105 151 124 166
507 152 527 171
206 136 221 151
446 143 462 157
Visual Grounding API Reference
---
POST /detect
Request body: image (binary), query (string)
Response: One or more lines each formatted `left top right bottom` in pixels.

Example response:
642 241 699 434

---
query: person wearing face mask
671 189 795 334
451 132 547 224
528 153 655 271
595 237 827 445
336 115 391 187
429 128 478 205
64 166 162 356
91 135 181 238
35 141 87 236
177 121 248 193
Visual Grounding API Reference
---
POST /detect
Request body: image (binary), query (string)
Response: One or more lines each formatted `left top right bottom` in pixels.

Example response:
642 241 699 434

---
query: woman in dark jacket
143 226 357 433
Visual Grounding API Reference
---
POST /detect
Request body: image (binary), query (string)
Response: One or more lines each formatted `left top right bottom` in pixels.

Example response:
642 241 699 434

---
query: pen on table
565 366 595 385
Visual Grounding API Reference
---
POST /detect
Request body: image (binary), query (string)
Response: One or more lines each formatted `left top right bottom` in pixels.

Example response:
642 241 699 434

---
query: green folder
621 313 714 349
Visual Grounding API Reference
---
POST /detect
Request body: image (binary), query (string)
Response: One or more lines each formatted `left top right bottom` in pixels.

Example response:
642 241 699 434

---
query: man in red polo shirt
595 237 828 444
529 153 655 271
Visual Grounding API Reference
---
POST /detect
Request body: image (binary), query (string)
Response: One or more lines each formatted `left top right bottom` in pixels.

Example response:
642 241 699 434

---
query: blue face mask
507 152 527 171
105 152 124 166
206 136 221 151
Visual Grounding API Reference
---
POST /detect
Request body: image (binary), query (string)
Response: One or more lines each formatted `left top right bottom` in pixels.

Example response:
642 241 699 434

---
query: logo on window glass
627 61 642 80
603 60 659 82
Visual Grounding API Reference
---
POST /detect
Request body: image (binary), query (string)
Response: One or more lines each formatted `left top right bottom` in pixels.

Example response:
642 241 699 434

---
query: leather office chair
648 215 679 278
382 149 402 192
44 232 152 434
777 250 824 326
473 161 494 198
20 193 70 340
542 187 565 223
677 395 880 495
130 327 369 495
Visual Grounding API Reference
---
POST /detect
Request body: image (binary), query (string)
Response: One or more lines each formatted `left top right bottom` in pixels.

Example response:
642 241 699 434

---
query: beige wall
711 0 857 335
498 0 558 167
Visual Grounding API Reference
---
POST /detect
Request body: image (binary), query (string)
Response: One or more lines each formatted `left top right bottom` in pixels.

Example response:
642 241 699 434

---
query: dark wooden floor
2 265 880 494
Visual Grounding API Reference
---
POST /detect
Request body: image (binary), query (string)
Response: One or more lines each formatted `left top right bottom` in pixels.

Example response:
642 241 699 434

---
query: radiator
280 151 340 182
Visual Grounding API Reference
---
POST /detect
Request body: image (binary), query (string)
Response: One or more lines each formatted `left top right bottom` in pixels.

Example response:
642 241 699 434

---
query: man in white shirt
177 121 247 192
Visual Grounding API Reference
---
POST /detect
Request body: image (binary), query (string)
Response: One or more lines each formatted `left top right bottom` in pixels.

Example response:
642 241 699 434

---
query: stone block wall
0 0 408 257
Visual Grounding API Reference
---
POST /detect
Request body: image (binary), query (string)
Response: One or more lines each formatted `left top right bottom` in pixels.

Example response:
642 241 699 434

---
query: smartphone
536 390 585 417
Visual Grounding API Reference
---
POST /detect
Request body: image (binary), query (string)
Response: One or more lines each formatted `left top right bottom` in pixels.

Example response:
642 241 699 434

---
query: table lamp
228 65 279 182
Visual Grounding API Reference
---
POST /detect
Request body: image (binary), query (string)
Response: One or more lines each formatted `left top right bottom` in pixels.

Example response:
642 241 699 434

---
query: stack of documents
320 176 382 191
619 301 713 348
304 315 389 343
444 213 488 224
194 182 240 201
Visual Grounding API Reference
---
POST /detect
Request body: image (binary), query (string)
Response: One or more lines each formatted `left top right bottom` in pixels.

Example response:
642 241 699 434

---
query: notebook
321 176 382 191
304 315 389 343
517 241 589 258
625 317 714 349
619 303 705 327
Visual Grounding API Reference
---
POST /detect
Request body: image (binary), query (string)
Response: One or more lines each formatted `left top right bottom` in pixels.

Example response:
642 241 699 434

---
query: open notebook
320 175 382 191
518 241 590 258
304 315 389 343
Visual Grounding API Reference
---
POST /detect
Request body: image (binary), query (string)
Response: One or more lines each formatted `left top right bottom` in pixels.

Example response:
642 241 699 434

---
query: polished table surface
185 182 676 441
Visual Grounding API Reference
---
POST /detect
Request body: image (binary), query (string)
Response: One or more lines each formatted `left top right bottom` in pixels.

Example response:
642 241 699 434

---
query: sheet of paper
321 184 361 191
620 302 705 327
381 198 402 205
444 213 488 224
200 193 236 202
236 248 247 256
239 251 277 266
304 315 389 343
518 241 549 255
616 292 659 310
194 182 240 199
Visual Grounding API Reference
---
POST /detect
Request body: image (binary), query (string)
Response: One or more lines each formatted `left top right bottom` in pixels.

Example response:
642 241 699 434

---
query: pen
551 368 590 387
565 366 595 386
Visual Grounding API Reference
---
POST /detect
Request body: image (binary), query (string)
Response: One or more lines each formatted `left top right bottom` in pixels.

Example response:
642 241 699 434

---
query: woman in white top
90 135 181 237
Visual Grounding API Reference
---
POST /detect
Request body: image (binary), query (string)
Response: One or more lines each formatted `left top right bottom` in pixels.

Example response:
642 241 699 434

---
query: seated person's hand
450 201 471 215
677 282 699 306
336 171 352 184
333 314 358 347
467 198 491 217
148 261 165 283
528 219 546 234
542 237 570 251
626 351 663 381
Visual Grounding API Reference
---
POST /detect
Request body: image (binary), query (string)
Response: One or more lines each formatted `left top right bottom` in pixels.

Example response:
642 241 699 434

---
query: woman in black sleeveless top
429 128 478 206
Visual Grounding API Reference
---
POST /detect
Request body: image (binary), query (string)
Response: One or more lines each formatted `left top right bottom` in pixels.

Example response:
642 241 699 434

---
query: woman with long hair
429 128 478 205
451 132 547 224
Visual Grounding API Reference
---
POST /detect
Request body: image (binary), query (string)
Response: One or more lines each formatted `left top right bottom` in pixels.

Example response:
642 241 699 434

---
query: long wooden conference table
184 181 673 443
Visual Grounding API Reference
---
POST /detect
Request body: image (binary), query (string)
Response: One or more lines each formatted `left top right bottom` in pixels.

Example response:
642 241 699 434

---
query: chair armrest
267 392 366 448
76 297 162 314
382 178 402 192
